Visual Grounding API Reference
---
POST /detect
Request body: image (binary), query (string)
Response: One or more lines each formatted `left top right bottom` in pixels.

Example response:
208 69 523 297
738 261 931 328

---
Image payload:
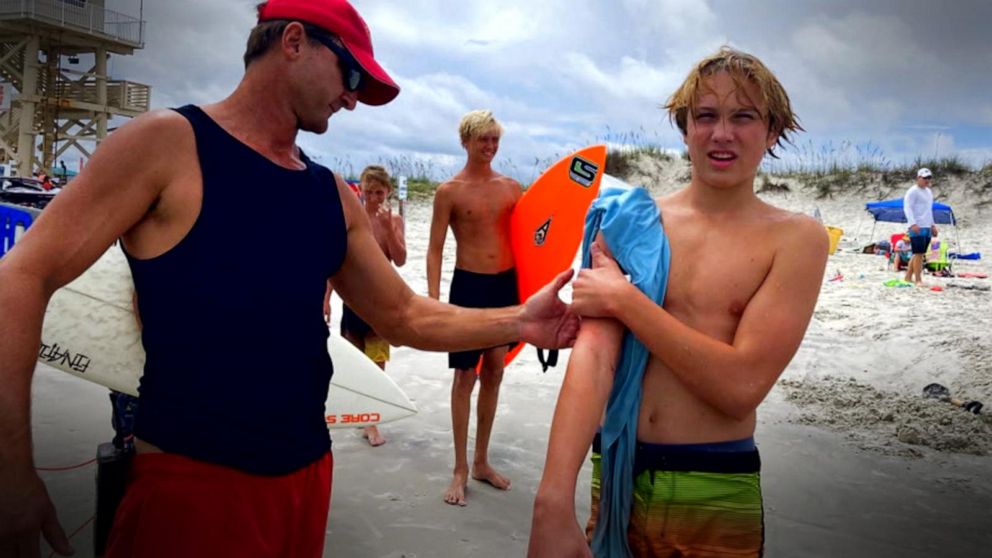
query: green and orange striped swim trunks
586 434 764 557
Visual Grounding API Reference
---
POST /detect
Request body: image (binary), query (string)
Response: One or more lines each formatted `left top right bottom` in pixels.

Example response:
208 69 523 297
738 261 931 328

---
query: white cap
917 168 933 178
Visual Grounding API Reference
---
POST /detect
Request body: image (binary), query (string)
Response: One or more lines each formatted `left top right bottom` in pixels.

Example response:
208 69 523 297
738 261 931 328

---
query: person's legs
472 347 510 490
360 335 391 446
340 330 384 446
917 234 932 284
445 368 476 505
905 254 919 283
363 358 388 447
907 231 931 285
443 267 517 503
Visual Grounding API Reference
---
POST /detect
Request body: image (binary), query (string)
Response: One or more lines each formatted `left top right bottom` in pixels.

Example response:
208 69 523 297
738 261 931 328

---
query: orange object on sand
476 145 608 372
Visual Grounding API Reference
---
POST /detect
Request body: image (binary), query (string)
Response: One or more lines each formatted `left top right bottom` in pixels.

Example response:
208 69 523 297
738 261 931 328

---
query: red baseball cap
258 0 400 106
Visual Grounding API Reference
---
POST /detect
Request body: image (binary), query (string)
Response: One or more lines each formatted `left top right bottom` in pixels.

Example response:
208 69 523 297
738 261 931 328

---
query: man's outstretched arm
330 176 579 352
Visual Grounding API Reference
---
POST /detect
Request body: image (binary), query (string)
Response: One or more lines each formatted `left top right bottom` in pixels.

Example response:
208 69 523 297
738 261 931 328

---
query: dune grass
331 132 988 199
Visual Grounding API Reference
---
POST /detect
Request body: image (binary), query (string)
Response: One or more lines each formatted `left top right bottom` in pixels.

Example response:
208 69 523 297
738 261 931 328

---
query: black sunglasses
312 35 363 92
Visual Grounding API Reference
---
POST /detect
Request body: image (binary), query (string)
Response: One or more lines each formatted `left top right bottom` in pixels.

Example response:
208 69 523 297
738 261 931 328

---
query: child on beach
528 47 828 557
327 165 407 446
892 234 911 272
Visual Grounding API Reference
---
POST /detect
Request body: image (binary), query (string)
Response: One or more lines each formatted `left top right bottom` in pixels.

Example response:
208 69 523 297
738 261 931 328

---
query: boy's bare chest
662 218 775 324
451 188 516 225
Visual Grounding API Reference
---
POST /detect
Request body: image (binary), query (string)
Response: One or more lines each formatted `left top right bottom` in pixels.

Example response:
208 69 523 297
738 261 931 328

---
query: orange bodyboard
477 145 608 371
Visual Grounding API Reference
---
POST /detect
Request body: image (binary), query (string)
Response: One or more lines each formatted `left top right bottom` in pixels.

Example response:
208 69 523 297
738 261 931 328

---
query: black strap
537 348 559 372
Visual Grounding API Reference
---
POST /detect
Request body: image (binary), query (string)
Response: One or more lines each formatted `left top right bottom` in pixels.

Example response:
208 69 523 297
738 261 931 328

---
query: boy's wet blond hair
664 46 802 157
360 165 391 191
458 110 503 145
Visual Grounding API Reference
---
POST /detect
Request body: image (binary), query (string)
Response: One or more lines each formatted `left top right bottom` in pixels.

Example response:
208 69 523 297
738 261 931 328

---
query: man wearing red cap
0 1 578 557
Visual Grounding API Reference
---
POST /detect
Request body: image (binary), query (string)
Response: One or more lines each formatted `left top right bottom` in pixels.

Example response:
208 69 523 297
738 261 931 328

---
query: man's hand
571 242 631 319
519 269 579 349
527 496 591 558
0 469 73 557
373 201 393 230
931 224 938 238
909 224 920 234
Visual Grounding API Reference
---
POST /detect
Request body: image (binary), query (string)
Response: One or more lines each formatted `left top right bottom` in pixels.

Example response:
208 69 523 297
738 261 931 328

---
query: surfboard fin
537 348 558 372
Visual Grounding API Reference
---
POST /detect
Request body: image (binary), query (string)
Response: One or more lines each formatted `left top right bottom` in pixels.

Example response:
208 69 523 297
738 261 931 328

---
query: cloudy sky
101 0 992 182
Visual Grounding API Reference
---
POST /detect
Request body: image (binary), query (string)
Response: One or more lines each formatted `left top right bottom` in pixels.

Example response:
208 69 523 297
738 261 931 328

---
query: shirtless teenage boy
529 47 828 557
427 110 523 506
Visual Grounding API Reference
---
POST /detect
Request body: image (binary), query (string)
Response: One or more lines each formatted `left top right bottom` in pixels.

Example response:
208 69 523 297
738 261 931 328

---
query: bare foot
363 426 385 447
444 470 469 506
472 463 511 491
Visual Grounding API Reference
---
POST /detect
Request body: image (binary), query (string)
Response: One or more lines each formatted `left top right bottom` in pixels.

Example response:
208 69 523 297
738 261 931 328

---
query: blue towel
584 177 671 557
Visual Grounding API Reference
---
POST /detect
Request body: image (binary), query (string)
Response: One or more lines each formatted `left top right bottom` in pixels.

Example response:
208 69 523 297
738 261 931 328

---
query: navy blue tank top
125 105 347 475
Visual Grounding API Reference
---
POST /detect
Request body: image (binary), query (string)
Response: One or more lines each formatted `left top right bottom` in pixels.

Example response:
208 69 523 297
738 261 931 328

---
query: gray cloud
93 0 992 179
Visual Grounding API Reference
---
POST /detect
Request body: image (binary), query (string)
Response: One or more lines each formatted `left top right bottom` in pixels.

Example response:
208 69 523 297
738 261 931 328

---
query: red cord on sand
36 458 98 472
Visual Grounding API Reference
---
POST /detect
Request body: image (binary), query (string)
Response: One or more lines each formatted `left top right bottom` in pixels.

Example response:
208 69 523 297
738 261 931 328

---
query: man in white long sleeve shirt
903 167 938 285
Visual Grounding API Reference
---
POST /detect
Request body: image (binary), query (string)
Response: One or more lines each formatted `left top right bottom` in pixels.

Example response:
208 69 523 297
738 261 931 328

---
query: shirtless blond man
529 47 829 557
332 165 406 446
427 110 522 506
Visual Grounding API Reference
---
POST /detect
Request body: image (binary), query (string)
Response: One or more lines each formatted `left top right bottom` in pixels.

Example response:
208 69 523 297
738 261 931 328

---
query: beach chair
888 233 903 253
925 239 951 274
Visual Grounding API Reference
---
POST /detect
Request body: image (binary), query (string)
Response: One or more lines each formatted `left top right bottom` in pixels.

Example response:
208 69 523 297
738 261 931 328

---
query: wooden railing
0 0 144 47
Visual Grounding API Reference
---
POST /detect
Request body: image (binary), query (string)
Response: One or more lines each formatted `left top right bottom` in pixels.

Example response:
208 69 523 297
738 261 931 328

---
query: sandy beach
31 165 992 557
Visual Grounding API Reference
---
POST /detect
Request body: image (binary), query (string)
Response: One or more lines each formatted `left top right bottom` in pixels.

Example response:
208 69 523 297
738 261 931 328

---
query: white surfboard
3 203 416 428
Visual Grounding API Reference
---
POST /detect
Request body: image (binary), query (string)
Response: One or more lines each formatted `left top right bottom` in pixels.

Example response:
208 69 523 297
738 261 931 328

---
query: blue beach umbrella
862 198 959 254
864 198 956 225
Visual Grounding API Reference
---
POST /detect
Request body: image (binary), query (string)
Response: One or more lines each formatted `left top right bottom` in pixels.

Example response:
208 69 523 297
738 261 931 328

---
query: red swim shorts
106 451 332 558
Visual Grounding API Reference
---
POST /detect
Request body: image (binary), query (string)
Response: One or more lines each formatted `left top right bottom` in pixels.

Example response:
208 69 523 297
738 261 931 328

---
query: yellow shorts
364 336 390 364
